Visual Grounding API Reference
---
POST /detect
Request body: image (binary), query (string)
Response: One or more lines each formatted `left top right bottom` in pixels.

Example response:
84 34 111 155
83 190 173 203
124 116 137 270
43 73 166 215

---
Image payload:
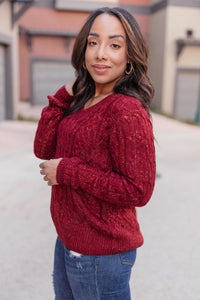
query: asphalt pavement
0 113 200 300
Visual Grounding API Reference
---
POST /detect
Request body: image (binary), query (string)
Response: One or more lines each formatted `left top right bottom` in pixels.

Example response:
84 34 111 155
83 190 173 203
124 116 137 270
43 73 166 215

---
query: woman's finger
40 169 46 175
39 162 45 169
39 161 46 169
47 180 52 186
43 175 48 181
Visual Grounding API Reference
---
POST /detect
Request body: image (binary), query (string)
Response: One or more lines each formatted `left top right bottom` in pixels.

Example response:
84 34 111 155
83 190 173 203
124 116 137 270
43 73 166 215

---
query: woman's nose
96 44 107 60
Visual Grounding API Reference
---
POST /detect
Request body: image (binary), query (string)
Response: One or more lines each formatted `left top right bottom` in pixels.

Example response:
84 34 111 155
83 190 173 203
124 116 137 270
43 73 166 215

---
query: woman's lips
92 64 110 74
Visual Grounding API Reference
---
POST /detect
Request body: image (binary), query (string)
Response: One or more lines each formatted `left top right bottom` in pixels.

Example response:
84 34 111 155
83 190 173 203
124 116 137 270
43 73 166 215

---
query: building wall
149 7 166 109
178 46 200 67
18 8 89 31
120 0 150 5
162 6 200 114
151 0 161 4
150 2 200 122
0 0 11 31
19 7 89 102
0 0 19 119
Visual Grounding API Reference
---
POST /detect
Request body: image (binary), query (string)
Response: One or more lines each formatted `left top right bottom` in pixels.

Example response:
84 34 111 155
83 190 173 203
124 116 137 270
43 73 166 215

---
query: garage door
0 45 6 120
32 60 75 105
174 69 200 122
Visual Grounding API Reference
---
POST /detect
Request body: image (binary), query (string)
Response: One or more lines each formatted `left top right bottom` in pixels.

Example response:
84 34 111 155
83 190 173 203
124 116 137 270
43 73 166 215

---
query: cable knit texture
34 85 156 255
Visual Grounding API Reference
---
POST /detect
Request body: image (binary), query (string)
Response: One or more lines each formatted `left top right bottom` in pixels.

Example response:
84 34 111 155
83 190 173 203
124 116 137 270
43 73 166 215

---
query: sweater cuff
56 157 81 189
48 86 73 109
56 158 70 185
55 85 72 101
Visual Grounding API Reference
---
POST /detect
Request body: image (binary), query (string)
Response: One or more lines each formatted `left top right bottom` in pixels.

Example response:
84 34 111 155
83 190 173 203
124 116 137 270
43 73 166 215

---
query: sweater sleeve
56 101 156 207
34 86 73 160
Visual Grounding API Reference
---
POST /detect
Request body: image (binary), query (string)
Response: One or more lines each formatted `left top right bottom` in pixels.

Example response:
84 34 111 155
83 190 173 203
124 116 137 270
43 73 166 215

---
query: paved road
0 114 199 300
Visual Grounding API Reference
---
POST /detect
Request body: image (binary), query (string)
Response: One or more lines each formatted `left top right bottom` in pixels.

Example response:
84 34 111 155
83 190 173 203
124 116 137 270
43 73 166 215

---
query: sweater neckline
82 94 114 112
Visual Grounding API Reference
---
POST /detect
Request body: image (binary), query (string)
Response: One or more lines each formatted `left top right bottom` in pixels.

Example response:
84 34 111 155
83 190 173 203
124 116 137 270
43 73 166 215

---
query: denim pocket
63 245 83 260
69 250 82 258
120 249 137 266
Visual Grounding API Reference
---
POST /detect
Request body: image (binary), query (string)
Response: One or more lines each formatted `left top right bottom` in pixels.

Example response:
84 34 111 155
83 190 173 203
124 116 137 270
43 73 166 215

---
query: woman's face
85 13 128 93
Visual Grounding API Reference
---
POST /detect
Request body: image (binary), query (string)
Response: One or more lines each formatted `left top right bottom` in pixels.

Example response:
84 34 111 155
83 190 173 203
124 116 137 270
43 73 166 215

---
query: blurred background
0 1 200 300
0 0 200 123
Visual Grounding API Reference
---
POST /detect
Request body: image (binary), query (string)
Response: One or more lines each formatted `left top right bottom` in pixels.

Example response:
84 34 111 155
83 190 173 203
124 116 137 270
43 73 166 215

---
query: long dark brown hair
64 7 154 116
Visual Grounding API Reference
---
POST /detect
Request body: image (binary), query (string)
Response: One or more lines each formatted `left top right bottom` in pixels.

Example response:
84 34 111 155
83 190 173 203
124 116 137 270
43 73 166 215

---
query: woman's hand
39 158 62 186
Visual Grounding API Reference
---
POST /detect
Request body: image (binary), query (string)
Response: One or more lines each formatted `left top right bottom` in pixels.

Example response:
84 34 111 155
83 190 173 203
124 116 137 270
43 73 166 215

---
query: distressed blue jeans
53 237 137 300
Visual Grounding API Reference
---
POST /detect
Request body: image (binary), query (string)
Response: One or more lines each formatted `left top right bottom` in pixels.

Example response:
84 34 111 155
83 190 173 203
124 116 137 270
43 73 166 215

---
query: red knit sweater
34 85 156 255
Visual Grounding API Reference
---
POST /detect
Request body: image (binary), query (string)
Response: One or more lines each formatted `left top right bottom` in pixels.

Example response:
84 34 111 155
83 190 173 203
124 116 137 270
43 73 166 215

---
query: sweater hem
53 222 144 256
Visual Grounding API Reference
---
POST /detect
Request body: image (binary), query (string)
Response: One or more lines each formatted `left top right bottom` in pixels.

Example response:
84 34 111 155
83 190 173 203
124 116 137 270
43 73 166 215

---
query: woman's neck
94 82 115 97
84 91 113 110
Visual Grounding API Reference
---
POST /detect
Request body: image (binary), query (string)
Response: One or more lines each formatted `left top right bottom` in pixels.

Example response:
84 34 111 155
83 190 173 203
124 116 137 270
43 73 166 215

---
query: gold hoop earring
125 63 133 75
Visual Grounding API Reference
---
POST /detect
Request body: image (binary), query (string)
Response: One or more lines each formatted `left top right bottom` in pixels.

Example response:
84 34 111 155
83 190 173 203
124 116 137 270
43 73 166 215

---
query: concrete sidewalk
0 114 200 300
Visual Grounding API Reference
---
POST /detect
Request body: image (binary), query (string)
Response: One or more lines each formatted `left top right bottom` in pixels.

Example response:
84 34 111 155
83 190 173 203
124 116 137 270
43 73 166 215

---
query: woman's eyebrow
88 32 99 37
88 33 125 39
109 34 125 39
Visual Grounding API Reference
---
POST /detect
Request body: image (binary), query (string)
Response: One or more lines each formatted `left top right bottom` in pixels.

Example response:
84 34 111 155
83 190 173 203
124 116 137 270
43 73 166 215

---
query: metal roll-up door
0 45 6 120
174 69 200 122
32 60 75 105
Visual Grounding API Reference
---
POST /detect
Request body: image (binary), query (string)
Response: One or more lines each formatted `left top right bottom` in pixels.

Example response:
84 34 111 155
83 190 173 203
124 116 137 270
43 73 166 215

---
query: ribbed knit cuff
56 157 84 189
47 95 70 109
56 158 70 185
48 86 73 109
55 85 72 102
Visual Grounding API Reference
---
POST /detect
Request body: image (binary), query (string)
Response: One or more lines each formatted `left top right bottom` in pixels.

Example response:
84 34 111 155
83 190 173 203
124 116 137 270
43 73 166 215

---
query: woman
34 7 156 300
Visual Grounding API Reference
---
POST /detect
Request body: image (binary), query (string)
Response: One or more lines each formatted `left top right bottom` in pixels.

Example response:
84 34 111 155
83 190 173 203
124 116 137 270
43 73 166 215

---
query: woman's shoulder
109 93 148 117
107 94 152 132
54 85 72 100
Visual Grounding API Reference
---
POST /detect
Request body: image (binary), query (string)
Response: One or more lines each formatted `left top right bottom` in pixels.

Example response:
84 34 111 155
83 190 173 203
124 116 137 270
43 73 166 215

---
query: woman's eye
88 41 97 46
111 44 121 49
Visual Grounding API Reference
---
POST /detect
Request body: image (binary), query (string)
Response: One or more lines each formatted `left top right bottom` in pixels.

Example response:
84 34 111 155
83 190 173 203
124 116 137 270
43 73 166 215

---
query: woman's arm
54 101 156 207
34 85 73 160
